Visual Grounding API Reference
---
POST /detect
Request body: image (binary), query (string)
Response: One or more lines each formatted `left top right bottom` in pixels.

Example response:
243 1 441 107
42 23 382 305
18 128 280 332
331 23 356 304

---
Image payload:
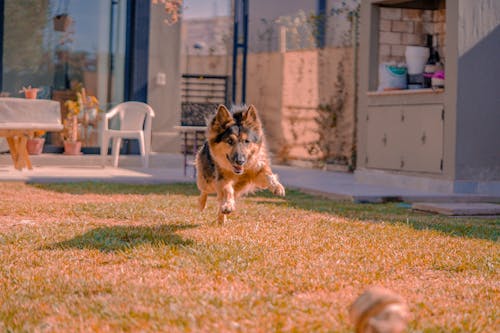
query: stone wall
378 7 446 63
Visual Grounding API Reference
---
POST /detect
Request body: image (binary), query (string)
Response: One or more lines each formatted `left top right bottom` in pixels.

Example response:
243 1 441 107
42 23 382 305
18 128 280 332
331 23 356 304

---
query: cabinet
356 0 500 195
366 104 443 173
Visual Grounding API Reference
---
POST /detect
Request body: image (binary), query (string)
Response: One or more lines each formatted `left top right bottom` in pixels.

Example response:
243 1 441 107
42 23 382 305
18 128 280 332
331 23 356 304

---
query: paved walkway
0 153 498 203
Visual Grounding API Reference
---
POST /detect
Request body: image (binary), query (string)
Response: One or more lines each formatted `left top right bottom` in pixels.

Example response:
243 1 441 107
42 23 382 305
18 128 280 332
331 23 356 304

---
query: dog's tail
199 192 208 211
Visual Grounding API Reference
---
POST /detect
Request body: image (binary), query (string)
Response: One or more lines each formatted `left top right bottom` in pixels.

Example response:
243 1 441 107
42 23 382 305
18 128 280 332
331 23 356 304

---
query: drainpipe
317 0 326 48
231 0 249 104
351 8 359 169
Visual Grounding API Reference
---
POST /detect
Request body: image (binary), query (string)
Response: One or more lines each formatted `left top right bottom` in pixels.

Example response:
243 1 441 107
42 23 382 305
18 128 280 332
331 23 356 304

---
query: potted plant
63 97 82 155
26 130 46 155
19 86 39 99
63 88 101 155
53 13 72 32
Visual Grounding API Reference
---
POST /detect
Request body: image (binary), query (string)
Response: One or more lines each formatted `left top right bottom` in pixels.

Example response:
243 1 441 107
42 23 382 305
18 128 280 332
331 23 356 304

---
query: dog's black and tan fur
196 104 285 224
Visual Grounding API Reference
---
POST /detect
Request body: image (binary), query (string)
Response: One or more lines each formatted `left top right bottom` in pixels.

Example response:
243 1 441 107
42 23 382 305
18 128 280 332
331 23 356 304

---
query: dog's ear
242 105 260 126
213 104 233 129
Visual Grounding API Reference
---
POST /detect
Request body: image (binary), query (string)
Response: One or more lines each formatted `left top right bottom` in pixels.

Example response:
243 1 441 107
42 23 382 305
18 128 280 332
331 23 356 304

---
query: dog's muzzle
228 154 246 175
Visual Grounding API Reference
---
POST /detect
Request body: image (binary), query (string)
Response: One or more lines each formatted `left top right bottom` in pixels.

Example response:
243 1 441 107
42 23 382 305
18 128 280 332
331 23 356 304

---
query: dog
195 104 285 224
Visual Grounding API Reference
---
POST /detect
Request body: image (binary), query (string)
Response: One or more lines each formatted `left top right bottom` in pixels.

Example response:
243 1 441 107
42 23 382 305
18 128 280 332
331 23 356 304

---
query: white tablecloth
0 97 63 131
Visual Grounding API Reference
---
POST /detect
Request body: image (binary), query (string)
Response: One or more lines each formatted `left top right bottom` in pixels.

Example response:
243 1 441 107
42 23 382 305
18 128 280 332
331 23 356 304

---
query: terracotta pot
27 138 45 155
64 141 82 155
24 89 39 99
53 14 72 32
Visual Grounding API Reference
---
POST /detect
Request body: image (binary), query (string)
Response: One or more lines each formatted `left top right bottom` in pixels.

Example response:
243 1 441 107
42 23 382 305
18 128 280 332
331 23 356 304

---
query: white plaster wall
456 0 500 181
458 0 500 55
148 6 182 153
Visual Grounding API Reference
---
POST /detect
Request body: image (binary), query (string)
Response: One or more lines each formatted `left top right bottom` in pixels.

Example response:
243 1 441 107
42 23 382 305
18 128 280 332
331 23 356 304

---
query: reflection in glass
2 0 127 149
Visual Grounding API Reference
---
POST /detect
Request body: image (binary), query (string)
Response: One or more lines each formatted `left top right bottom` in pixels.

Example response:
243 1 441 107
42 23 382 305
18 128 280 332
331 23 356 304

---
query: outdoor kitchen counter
366 88 445 106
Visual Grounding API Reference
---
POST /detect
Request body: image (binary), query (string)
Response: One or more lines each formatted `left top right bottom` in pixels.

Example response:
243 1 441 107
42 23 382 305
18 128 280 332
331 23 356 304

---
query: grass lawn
0 182 498 332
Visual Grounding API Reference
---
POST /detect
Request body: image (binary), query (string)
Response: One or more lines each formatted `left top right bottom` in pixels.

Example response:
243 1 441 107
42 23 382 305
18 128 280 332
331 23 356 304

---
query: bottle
423 34 440 88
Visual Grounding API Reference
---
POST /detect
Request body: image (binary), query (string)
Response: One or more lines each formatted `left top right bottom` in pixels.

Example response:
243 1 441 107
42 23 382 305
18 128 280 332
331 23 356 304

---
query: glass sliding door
1 0 127 151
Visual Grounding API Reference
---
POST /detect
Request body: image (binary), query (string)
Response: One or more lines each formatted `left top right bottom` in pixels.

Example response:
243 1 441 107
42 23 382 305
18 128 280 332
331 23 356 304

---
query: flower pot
53 14 72 32
64 141 82 155
27 138 45 155
24 88 39 99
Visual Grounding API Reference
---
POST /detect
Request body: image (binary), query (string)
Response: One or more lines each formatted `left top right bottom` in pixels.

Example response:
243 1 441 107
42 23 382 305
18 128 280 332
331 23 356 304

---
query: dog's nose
234 155 246 165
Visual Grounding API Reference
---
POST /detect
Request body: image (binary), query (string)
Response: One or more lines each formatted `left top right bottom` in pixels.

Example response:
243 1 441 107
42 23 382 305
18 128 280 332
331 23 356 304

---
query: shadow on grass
253 189 500 242
30 183 498 242
30 182 200 197
44 224 197 252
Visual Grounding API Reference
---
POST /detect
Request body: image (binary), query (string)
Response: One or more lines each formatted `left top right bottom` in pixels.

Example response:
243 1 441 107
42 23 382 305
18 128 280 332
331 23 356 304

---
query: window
1 0 127 148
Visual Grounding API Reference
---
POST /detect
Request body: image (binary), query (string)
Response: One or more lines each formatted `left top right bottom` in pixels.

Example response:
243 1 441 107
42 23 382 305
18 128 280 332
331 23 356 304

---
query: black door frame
231 0 248 105
124 0 150 103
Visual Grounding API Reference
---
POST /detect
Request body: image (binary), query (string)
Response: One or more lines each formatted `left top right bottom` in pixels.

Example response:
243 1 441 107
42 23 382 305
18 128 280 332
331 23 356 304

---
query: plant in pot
63 97 82 155
79 92 103 146
27 130 46 155
19 86 39 99
53 13 72 32
53 0 73 31
63 88 101 155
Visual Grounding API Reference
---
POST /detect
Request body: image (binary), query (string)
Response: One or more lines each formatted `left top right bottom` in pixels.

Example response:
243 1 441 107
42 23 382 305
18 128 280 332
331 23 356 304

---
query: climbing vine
307 50 348 167
152 0 183 25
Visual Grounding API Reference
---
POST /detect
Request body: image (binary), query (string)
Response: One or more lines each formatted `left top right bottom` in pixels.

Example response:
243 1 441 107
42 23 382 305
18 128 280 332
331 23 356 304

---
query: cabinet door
366 104 443 173
366 106 402 170
401 105 444 173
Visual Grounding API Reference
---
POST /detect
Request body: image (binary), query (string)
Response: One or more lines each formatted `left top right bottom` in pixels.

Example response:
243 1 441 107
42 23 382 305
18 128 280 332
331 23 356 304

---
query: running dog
195 104 285 224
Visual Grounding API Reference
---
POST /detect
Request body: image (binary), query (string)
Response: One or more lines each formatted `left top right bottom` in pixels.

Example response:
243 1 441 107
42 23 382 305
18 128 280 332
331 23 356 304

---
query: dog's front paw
217 213 227 225
267 174 285 197
272 182 286 197
220 199 235 214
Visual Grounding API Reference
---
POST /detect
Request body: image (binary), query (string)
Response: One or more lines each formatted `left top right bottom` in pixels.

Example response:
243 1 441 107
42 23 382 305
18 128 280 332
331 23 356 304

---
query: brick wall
379 7 446 64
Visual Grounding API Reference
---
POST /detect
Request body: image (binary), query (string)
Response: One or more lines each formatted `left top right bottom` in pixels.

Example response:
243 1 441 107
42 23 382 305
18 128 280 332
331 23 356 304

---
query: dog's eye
227 138 234 145
244 139 251 144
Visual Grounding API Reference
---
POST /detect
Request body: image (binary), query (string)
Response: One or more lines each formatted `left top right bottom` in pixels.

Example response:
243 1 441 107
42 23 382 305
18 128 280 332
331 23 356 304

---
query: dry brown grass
0 182 498 332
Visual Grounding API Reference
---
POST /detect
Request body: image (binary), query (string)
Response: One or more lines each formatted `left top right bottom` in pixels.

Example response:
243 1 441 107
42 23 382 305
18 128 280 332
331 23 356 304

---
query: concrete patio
1 152 499 207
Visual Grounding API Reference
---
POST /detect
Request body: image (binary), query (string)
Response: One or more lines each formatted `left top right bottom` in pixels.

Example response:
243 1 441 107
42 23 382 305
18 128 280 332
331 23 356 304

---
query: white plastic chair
101 101 155 168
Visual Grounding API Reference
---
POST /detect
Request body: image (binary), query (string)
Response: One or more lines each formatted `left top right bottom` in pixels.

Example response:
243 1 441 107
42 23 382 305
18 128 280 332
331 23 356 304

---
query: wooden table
0 127 63 170
174 125 207 177
0 98 63 170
